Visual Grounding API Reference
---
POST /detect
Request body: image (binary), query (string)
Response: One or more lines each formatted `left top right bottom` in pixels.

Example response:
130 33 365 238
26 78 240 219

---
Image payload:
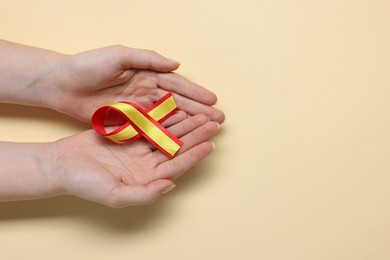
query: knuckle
108 44 126 54
147 49 159 56
111 44 125 50
204 121 218 134
194 114 209 124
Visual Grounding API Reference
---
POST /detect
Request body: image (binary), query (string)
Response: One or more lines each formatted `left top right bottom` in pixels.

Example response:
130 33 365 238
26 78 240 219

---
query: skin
0 40 224 207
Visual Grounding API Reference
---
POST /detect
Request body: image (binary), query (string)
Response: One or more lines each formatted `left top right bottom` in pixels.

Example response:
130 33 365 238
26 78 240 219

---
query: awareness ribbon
91 93 183 158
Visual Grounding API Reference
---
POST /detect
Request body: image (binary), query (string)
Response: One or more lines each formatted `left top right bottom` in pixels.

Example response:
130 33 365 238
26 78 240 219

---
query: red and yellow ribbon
92 93 183 158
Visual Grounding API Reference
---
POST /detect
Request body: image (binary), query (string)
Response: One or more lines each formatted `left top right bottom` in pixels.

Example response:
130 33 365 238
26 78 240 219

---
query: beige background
0 0 389 259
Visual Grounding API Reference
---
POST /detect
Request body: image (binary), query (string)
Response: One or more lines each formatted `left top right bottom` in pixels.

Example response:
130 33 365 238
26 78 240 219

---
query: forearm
0 141 61 202
0 40 66 108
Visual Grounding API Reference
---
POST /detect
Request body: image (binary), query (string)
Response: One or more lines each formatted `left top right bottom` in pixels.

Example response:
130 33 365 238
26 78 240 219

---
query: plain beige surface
0 0 389 259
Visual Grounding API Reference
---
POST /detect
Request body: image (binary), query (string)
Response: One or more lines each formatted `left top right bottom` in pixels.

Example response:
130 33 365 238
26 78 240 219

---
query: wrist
41 141 65 198
26 53 69 110
0 40 68 109
0 141 64 202
21 141 64 200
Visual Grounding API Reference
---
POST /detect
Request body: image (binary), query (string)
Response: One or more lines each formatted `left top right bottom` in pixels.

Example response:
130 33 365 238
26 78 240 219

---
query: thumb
107 179 175 208
114 45 180 72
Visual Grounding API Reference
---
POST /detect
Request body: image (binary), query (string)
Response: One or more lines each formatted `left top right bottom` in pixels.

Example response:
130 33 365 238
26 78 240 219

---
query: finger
114 46 180 72
106 179 175 208
153 119 219 165
161 110 188 128
157 72 218 105
174 94 225 124
164 113 210 139
155 142 215 180
173 120 219 155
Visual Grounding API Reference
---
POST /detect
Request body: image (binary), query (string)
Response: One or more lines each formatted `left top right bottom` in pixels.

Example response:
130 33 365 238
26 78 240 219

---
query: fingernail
167 58 180 65
211 142 216 149
162 184 176 194
216 123 220 130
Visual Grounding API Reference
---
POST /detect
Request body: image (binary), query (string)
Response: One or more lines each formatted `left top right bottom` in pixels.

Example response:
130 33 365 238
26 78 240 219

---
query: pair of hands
39 45 224 207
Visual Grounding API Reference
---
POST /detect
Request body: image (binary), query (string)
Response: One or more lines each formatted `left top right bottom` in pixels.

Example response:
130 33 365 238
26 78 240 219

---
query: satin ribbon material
92 93 183 158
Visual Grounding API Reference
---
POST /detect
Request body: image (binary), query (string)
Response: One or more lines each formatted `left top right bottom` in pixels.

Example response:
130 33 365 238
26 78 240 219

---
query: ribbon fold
92 93 183 158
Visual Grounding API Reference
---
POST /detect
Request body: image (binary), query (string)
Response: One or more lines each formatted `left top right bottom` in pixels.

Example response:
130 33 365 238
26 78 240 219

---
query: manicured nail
216 123 220 130
167 58 180 65
211 142 216 149
162 184 176 194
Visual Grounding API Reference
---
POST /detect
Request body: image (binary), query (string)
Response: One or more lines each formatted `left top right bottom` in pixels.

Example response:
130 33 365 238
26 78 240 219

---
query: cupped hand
52 45 224 123
54 113 219 208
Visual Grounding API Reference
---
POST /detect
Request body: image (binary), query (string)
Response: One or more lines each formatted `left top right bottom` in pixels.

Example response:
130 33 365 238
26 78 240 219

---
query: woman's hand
54 113 219 208
52 45 225 123
0 41 224 124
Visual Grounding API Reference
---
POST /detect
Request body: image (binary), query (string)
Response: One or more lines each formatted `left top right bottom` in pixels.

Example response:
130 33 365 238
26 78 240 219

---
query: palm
77 133 157 184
